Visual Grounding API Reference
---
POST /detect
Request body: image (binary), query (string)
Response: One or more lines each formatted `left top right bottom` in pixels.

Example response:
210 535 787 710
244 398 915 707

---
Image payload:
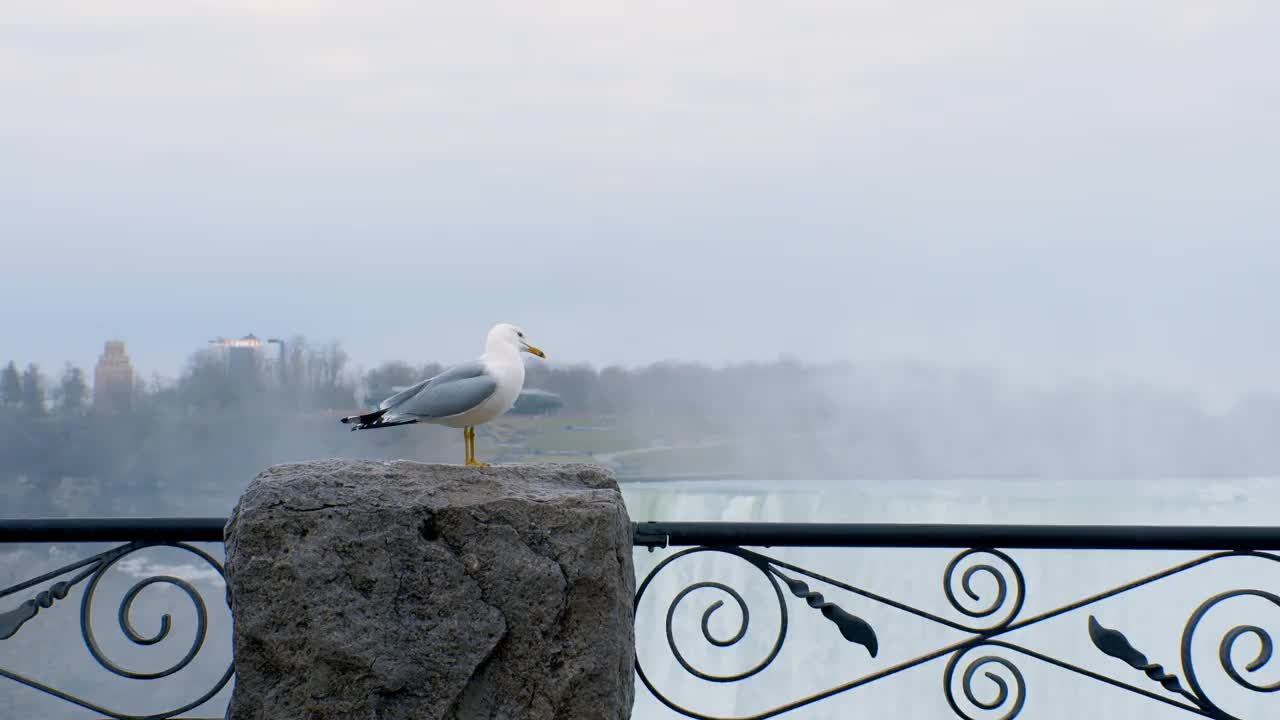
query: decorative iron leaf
1089 615 1187 695
0 580 72 641
1089 615 1149 668
823 604 880 657
779 572 879 657
0 600 39 640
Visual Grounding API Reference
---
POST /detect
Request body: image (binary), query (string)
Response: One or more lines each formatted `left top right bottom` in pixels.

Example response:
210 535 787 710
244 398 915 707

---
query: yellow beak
525 344 546 358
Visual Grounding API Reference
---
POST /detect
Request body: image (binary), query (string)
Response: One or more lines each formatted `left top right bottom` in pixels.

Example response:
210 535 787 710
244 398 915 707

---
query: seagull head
488 323 546 358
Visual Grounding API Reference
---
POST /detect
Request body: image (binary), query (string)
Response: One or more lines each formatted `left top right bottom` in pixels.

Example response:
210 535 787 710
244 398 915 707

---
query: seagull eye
518 332 524 338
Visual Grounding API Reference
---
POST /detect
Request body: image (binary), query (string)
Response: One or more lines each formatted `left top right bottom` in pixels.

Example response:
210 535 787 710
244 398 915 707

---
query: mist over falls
3 339 1280 518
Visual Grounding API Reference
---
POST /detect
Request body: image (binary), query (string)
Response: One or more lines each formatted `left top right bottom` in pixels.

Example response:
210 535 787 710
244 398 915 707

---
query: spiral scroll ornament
942 549 1026 632
0 541 234 720
635 545 891 720
1180 589 1280 719
80 543 219 682
643 548 790 685
1089 557 1280 720
943 646 1028 720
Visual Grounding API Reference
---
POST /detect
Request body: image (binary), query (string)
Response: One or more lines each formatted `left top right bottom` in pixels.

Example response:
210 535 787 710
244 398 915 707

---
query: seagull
341 323 546 466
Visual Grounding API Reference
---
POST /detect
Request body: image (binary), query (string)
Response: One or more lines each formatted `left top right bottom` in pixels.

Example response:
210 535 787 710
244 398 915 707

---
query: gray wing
381 361 497 419
378 378 430 410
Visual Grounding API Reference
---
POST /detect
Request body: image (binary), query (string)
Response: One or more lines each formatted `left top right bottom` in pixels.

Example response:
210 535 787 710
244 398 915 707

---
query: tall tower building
210 334 264 387
93 340 135 412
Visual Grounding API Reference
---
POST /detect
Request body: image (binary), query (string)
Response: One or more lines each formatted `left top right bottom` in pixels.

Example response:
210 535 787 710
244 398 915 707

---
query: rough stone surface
224 460 634 720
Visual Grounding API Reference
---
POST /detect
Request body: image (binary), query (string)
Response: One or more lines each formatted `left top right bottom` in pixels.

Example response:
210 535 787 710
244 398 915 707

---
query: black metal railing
632 521 1280 551
0 518 231 720
3 518 1279 719
634 521 1280 720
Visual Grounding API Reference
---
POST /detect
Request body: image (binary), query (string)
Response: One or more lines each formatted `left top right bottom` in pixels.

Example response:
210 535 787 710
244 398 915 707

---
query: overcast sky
2 1 1276 399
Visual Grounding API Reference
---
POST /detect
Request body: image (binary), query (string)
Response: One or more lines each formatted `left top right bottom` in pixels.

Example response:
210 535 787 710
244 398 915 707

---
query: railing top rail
4 517 1278 550
633 521 1280 550
0 517 227 543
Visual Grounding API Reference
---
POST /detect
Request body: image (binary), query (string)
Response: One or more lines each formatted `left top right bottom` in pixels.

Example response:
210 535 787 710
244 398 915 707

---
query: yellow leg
465 426 489 466
474 427 489 466
462 427 472 464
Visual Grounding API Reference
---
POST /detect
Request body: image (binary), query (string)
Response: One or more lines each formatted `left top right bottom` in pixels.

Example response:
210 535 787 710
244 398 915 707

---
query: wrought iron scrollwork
773 568 877 656
645 545 875 686
1182 589 1280 715
637 545 1280 720
664 574 785 683
0 541 233 719
636 546 882 719
1089 615 1193 698
0 580 73 640
942 646 1027 720
942 549 1025 632
1086 584 1280 720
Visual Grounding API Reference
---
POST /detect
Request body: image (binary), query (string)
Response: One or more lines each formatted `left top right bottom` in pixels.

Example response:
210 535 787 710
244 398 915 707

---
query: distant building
228 335 262 386
93 340 135 412
210 334 266 387
511 388 564 415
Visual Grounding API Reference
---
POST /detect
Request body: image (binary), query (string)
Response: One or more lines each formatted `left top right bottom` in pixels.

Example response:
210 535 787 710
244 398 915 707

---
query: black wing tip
342 407 415 432
341 408 388 426
349 418 416 432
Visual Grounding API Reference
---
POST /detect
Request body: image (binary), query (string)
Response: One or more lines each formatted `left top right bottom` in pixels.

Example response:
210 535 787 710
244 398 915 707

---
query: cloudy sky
2 1 1276 399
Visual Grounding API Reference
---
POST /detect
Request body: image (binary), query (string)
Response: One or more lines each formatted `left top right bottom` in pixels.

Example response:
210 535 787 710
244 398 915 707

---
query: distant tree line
0 361 87 416
0 337 371 518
